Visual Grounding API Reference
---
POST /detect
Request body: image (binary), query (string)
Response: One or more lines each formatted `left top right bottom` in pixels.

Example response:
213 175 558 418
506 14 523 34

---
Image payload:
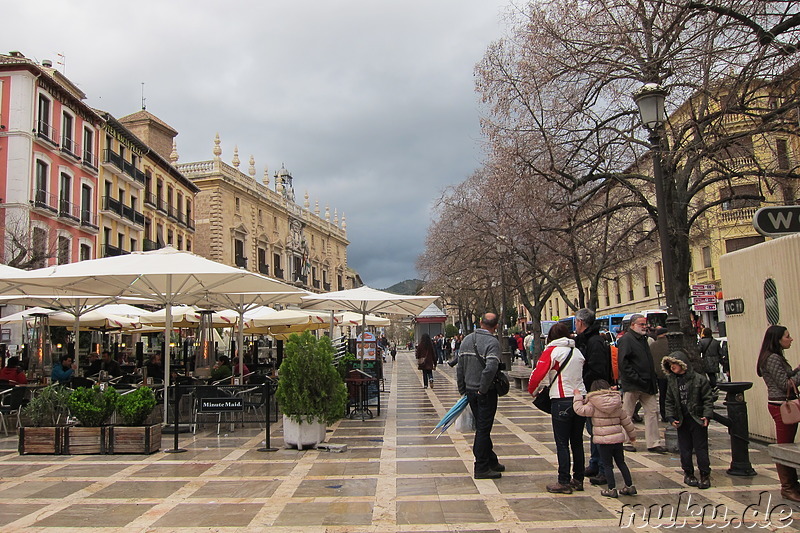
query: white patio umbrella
44 309 139 330
301 286 438 367
335 311 391 327
0 306 56 325
2 247 306 423
243 308 337 335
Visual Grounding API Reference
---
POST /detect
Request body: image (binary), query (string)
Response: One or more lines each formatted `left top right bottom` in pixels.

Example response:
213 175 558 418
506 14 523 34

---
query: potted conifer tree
19 385 71 454
109 386 161 454
64 385 118 454
275 331 347 449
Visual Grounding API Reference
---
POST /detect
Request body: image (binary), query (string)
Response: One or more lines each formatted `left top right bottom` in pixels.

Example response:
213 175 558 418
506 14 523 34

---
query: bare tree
1 209 55 269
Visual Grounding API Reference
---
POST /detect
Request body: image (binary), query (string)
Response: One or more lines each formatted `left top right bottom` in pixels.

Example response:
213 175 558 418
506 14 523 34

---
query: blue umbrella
431 395 469 437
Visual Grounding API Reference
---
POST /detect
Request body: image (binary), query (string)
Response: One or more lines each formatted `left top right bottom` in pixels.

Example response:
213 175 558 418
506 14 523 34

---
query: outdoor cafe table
345 369 380 421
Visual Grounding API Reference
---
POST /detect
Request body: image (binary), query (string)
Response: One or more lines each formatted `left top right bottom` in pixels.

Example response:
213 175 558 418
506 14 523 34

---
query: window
57 236 70 265
655 261 663 283
720 184 761 210
61 111 74 154
719 136 754 161
117 233 124 250
145 170 152 198
80 243 91 261
627 273 634 301
167 230 173 246
35 160 49 204
764 278 779 325
59 173 71 214
702 246 712 269
273 253 283 278
130 238 137 252
258 209 262 223
167 186 173 212
234 238 246 267
186 239 191 252
257 248 268 275
83 127 94 164
176 235 182 250
725 235 765 253
642 267 650 298
235 197 240 212
337 273 343 290
186 200 192 224
777 139 791 171
81 185 92 224
604 280 610 307
615 278 621 304
37 94 51 138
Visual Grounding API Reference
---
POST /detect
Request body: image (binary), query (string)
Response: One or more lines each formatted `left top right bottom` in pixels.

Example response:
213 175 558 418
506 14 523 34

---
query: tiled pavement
0 349 798 532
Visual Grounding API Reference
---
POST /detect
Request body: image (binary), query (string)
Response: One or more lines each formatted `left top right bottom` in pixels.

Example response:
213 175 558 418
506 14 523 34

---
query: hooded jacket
528 337 586 398
572 389 635 445
662 351 714 426
575 321 612 390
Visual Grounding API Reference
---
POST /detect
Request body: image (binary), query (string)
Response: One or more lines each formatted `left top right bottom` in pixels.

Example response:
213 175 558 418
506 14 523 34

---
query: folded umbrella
431 394 469 437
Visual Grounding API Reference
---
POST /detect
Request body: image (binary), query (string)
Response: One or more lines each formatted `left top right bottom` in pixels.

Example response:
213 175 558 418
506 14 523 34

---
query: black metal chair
0 382 27 436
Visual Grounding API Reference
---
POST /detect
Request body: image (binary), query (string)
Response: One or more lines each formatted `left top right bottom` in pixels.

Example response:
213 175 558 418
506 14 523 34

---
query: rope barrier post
258 380 278 452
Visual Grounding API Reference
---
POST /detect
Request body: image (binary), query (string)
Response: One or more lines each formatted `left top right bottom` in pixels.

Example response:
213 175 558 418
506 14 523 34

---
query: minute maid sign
753 206 800 237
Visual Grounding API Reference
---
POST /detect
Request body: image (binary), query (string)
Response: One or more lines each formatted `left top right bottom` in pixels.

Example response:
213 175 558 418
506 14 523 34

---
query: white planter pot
282 415 326 449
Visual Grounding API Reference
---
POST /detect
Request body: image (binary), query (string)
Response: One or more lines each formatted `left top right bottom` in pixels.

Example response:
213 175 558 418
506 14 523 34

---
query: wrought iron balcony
235 256 248 268
36 120 58 146
33 188 57 213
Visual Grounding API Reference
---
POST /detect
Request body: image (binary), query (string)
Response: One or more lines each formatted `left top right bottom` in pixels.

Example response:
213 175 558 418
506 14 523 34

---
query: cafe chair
191 385 230 435
0 383 27 436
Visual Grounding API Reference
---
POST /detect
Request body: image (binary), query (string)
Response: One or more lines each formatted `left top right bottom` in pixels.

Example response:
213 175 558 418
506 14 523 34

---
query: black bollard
712 381 756 476
258 379 278 452
164 382 187 453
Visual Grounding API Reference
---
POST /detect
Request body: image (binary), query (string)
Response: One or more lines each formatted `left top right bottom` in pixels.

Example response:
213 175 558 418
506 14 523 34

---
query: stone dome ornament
249 155 256 178
232 146 240 168
263 166 269 186
341 213 346 230
325 205 330 222
213 133 222 160
314 200 320 216
304 191 310 209
334 209 338 225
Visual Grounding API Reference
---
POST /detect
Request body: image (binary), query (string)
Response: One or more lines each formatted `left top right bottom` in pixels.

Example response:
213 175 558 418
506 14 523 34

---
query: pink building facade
0 52 102 267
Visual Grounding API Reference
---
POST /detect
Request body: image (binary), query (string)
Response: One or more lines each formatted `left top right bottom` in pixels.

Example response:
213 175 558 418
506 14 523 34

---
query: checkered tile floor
0 350 797 532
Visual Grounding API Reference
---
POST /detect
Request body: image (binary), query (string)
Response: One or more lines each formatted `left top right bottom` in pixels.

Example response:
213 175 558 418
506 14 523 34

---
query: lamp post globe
633 83 668 129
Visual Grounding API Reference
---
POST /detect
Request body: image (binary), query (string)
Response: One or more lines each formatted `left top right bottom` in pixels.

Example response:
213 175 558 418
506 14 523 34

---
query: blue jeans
551 397 586 485
422 369 433 387
466 390 499 474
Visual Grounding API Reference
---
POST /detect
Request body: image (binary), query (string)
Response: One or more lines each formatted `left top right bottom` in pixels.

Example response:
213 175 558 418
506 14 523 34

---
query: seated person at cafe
211 355 233 381
145 352 164 382
0 356 27 384
232 356 250 380
52 354 75 384
86 353 102 376
100 350 122 378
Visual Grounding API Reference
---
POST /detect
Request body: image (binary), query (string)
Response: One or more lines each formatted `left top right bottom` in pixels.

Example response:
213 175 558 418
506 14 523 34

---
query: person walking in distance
617 314 667 454
457 313 504 479
416 334 437 389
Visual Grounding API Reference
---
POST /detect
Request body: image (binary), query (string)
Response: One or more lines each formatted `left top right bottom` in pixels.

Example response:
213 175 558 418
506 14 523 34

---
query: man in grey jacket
457 313 503 479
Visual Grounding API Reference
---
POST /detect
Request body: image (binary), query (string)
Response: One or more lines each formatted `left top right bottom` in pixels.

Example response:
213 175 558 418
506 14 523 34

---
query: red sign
692 297 717 304
692 284 716 290
693 303 717 311
691 290 716 297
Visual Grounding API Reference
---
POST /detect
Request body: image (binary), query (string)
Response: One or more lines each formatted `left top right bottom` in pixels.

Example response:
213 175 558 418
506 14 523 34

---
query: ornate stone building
175 135 353 292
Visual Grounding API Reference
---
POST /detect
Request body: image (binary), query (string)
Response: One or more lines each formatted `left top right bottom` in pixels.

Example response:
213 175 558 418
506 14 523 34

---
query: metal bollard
711 381 756 476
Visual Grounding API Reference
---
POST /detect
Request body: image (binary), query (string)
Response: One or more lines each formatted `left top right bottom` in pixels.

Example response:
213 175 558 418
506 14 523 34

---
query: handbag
532 348 574 414
781 380 800 424
468 336 510 397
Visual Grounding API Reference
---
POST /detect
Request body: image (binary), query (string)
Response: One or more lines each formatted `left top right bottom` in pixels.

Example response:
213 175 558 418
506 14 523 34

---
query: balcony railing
36 120 58 146
258 263 269 275
103 195 123 216
718 206 759 224
103 196 144 226
60 136 80 160
312 280 321 289
323 282 331 291
103 148 124 170
82 149 98 171
58 198 80 223
143 238 160 251
274 268 284 279
80 210 98 229
235 256 248 268
33 188 57 213
102 244 128 257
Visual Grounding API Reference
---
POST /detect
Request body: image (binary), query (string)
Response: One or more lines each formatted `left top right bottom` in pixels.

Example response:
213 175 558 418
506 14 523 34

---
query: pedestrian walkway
0 349 796 531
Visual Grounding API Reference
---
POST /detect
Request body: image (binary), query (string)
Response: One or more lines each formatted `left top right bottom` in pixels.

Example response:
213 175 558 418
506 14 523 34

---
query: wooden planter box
18 427 64 455
63 426 108 455
108 424 161 454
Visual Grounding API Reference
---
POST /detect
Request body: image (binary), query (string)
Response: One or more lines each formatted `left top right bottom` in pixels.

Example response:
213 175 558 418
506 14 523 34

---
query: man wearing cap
649 327 670 422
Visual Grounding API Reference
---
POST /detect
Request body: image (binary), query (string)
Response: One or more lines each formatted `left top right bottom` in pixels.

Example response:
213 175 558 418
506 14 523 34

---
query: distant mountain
383 279 426 295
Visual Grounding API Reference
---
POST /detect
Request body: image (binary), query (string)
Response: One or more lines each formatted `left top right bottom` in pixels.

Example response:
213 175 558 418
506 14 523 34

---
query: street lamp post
633 83 673 315
654 281 663 309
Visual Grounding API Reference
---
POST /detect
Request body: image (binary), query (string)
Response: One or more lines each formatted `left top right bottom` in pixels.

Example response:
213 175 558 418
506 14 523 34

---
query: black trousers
677 417 710 475
598 442 633 490
467 390 499 474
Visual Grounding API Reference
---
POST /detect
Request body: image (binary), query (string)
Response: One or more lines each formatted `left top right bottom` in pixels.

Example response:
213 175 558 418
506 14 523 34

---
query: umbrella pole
238 295 245 379
361 312 366 370
73 315 80 371
163 295 172 426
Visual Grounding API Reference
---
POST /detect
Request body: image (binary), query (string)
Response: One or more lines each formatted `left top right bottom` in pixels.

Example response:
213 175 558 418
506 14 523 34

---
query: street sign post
753 206 800 237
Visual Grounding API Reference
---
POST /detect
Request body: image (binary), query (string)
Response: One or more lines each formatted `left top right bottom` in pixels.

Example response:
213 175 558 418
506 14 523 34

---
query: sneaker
647 446 668 454
600 488 619 498
622 444 637 452
546 482 573 494
684 474 699 487
429 381 434 389
619 485 638 496
474 469 502 480
698 473 711 489
570 478 584 491
491 463 506 472
589 474 607 486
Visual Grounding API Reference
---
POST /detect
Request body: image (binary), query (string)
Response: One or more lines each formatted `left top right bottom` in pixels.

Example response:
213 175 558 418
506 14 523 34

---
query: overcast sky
5 0 511 289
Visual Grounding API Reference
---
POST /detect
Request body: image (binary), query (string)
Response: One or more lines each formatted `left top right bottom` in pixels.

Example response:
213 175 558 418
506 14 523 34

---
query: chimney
41 59 53 68
9 51 24 58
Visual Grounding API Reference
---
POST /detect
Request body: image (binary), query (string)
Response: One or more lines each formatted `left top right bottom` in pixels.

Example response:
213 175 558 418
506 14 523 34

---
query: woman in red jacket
416 334 437 389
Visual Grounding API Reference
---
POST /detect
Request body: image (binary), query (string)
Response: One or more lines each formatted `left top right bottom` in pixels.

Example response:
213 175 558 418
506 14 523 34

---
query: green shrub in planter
275 331 348 425
67 386 118 427
21 385 71 427
116 387 157 426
